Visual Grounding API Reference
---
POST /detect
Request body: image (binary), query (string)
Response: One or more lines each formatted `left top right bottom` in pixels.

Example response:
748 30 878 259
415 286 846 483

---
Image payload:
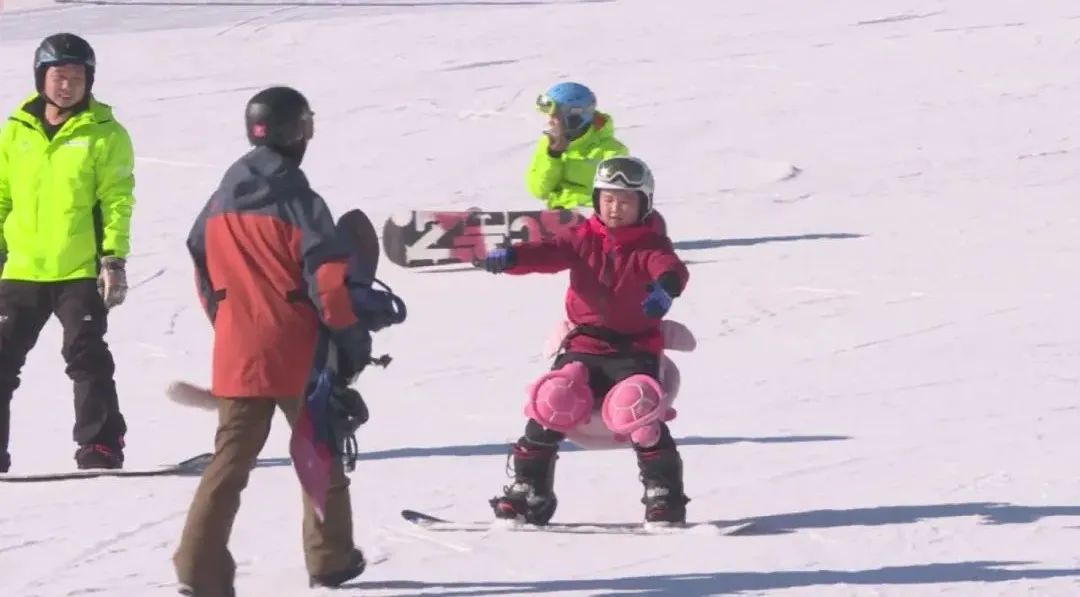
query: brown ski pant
173 397 354 596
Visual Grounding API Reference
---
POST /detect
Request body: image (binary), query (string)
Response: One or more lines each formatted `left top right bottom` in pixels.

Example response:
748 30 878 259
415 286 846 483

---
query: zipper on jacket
15 108 92 256
596 249 617 327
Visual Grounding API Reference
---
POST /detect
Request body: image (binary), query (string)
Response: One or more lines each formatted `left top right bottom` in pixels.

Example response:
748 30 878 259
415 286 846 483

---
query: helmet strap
270 139 308 164
563 113 591 141
637 191 652 223
36 64 93 119
42 93 88 111
35 92 90 126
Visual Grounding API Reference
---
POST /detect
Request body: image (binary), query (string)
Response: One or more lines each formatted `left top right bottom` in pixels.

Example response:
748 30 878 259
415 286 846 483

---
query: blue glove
480 247 515 273
642 282 673 319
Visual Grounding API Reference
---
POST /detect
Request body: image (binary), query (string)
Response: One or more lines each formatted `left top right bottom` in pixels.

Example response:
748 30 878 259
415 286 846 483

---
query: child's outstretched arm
478 233 578 275
641 240 690 318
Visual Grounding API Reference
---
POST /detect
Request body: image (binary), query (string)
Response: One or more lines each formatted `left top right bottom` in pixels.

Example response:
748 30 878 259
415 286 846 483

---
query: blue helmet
536 82 597 136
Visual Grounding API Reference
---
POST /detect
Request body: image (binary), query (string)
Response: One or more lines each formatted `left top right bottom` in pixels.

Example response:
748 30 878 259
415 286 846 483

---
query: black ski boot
0 451 9 473
489 443 558 525
75 443 124 470
637 447 690 524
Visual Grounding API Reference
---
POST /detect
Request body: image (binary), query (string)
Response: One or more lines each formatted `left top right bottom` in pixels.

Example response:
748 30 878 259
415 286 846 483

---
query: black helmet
34 33 96 94
245 86 314 149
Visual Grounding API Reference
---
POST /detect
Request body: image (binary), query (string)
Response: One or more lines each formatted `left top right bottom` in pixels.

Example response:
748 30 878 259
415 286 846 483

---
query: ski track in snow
3 0 1080 595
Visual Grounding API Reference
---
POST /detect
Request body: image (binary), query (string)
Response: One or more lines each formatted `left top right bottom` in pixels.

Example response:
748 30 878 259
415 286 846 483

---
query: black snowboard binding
489 444 559 525
326 383 368 472
637 448 690 524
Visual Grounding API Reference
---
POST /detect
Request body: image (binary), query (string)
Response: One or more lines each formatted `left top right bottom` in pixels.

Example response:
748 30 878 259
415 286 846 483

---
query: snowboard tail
290 402 333 521
166 380 216 410
337 207 381 284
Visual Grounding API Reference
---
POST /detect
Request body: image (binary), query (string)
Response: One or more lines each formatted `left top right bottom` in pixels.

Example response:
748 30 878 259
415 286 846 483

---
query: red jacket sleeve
644 238 689 296
506 232 578 275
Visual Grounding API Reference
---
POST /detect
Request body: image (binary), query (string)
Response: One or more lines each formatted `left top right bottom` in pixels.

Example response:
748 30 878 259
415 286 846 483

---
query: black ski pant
519 351 677 452
0 279 126 455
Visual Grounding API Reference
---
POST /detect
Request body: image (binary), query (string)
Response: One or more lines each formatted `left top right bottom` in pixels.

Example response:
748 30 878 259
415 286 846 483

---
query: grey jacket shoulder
215 146 313 214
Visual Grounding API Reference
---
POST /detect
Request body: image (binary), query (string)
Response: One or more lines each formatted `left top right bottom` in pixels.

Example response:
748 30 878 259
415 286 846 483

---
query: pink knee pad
524 362 593 433
601 375 674 448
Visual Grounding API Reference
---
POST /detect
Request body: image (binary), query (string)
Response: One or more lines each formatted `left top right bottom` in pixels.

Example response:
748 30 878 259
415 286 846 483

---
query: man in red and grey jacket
173 86 368 596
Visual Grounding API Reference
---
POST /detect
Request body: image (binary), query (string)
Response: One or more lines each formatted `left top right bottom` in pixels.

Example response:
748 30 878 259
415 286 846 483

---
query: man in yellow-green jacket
0 33 135 472
526 82 629 210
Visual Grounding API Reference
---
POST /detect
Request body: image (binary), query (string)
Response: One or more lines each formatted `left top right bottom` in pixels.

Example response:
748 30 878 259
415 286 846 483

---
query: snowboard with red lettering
381 209 586 268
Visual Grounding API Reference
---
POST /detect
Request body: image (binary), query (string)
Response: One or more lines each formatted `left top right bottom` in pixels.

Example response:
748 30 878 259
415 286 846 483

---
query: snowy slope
1 0 1080 595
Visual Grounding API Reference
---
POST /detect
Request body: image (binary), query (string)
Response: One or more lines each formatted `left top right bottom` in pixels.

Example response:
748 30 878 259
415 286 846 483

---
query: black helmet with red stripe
245 86 314 161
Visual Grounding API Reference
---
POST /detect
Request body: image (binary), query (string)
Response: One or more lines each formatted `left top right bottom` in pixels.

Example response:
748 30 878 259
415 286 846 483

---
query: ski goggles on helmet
35 41 96 71
299 110 315 141
595 157 649 189
37 53 95 70
536 93 592 117
535 93 558 115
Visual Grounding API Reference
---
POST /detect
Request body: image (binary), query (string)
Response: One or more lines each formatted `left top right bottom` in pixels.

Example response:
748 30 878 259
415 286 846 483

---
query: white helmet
592 156 654 221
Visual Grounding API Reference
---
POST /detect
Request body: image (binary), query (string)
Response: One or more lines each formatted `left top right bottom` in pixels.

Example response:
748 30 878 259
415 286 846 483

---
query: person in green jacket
0 33 135 472
526 82 629 210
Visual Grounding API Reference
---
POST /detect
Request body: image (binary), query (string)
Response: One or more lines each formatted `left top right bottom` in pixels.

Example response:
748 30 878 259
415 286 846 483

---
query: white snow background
1 0 1079 595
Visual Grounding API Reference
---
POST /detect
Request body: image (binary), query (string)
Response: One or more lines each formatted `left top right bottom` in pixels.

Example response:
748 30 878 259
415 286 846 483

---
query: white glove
98 256 127 309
